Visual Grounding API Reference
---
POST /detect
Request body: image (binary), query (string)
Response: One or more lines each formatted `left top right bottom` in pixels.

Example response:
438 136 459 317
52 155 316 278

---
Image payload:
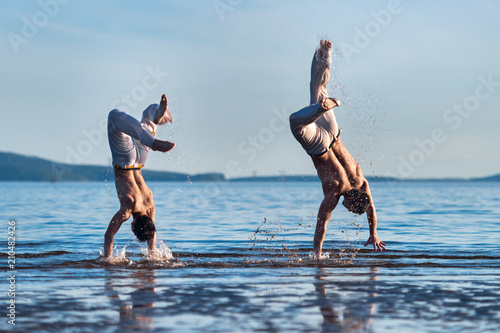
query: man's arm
314 194 340 258
104 206 132 257
364 201 387 251
143 191 157 256
154 94 172 125
147 233 157 256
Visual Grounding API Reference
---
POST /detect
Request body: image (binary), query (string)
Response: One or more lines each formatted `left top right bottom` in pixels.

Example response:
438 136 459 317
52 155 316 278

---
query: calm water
1 180 499 332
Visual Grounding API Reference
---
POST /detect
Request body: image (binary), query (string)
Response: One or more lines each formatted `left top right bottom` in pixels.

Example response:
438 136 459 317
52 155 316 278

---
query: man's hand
364 235 387 251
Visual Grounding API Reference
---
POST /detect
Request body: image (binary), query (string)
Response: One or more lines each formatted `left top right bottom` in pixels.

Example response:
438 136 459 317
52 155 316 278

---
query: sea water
0 180 499 332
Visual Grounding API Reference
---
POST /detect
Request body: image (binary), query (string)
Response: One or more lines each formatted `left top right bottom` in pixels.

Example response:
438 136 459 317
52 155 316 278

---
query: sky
1 0 499 179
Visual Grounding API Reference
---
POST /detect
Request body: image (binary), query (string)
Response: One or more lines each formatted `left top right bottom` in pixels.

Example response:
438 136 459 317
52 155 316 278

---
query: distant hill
228 175 498 182
229 175 319 182
0 152 225 182
472 174 500 182
229 174 500 182
1 151 498 182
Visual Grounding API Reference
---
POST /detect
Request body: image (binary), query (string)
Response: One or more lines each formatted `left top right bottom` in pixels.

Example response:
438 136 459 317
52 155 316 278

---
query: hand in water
311 252 330 260
364 235 387 251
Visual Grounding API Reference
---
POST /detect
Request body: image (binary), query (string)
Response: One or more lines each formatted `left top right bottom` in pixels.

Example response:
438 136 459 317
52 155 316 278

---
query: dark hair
345 189 370 215
132 215 156 242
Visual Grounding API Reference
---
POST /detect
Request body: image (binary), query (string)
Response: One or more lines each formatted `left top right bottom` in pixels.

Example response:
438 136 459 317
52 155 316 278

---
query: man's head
131 215 156 242
342 189 370 215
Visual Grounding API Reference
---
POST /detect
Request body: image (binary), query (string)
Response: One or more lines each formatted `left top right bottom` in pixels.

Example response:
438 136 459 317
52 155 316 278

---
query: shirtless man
289 40 386 258
104 94 175 258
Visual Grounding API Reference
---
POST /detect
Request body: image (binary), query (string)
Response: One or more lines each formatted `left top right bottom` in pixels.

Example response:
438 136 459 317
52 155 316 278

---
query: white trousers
289 44 340 157
107 106 157 169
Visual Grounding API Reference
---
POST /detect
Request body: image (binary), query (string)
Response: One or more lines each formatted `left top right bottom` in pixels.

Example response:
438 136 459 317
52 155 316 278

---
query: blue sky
1 0 499 178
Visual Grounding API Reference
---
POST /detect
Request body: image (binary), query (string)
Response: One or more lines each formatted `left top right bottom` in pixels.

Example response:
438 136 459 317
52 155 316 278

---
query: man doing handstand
104 94 175 258
289 40 386 258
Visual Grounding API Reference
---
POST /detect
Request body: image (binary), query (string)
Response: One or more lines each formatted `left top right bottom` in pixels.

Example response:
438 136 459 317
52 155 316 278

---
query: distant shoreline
1 151 498 182
228 175 499 182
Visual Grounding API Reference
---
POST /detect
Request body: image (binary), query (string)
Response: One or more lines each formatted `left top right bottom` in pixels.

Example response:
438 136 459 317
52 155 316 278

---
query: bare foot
320 39 332 49
152 139 175 152
318 39 333 59
154 94 173 124
321 97 340 110
159 94 168 113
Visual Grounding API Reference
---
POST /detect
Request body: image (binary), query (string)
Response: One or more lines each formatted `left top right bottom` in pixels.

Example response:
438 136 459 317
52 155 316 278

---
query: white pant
107 105 158 169
289 44 340 157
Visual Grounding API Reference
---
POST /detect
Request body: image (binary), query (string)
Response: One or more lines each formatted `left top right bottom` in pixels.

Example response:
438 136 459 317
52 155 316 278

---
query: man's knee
289 114 304 136
108 108 119 120
108 109 126 127
289 113 299 125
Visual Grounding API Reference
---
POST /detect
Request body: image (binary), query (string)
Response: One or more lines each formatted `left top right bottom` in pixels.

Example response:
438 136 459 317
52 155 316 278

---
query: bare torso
114 169 155 220
103 169 156 258
311 138 367 197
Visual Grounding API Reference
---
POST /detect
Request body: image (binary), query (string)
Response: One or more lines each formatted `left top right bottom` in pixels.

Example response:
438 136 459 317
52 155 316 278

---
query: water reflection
105 268 157 331
314 267 378 332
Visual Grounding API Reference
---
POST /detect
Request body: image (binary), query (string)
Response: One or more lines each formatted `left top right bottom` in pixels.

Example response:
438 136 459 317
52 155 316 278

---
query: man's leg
108 109 156 148
310 40 332 105
310 40 343 139
289 40 339 147
109 109 174 153
289 98 339 140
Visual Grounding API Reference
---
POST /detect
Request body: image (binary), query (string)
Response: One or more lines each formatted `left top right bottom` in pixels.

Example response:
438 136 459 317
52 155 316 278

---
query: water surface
1 181 499 332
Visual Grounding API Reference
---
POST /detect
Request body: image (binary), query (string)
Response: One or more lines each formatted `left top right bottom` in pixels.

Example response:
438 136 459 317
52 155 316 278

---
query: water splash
308 251 330 260
140 241 174 261
249 217 305 261
97 246 133 265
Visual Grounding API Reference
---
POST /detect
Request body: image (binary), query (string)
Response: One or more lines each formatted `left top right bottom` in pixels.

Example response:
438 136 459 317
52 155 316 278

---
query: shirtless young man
289 40 387 258
104 94 175 258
